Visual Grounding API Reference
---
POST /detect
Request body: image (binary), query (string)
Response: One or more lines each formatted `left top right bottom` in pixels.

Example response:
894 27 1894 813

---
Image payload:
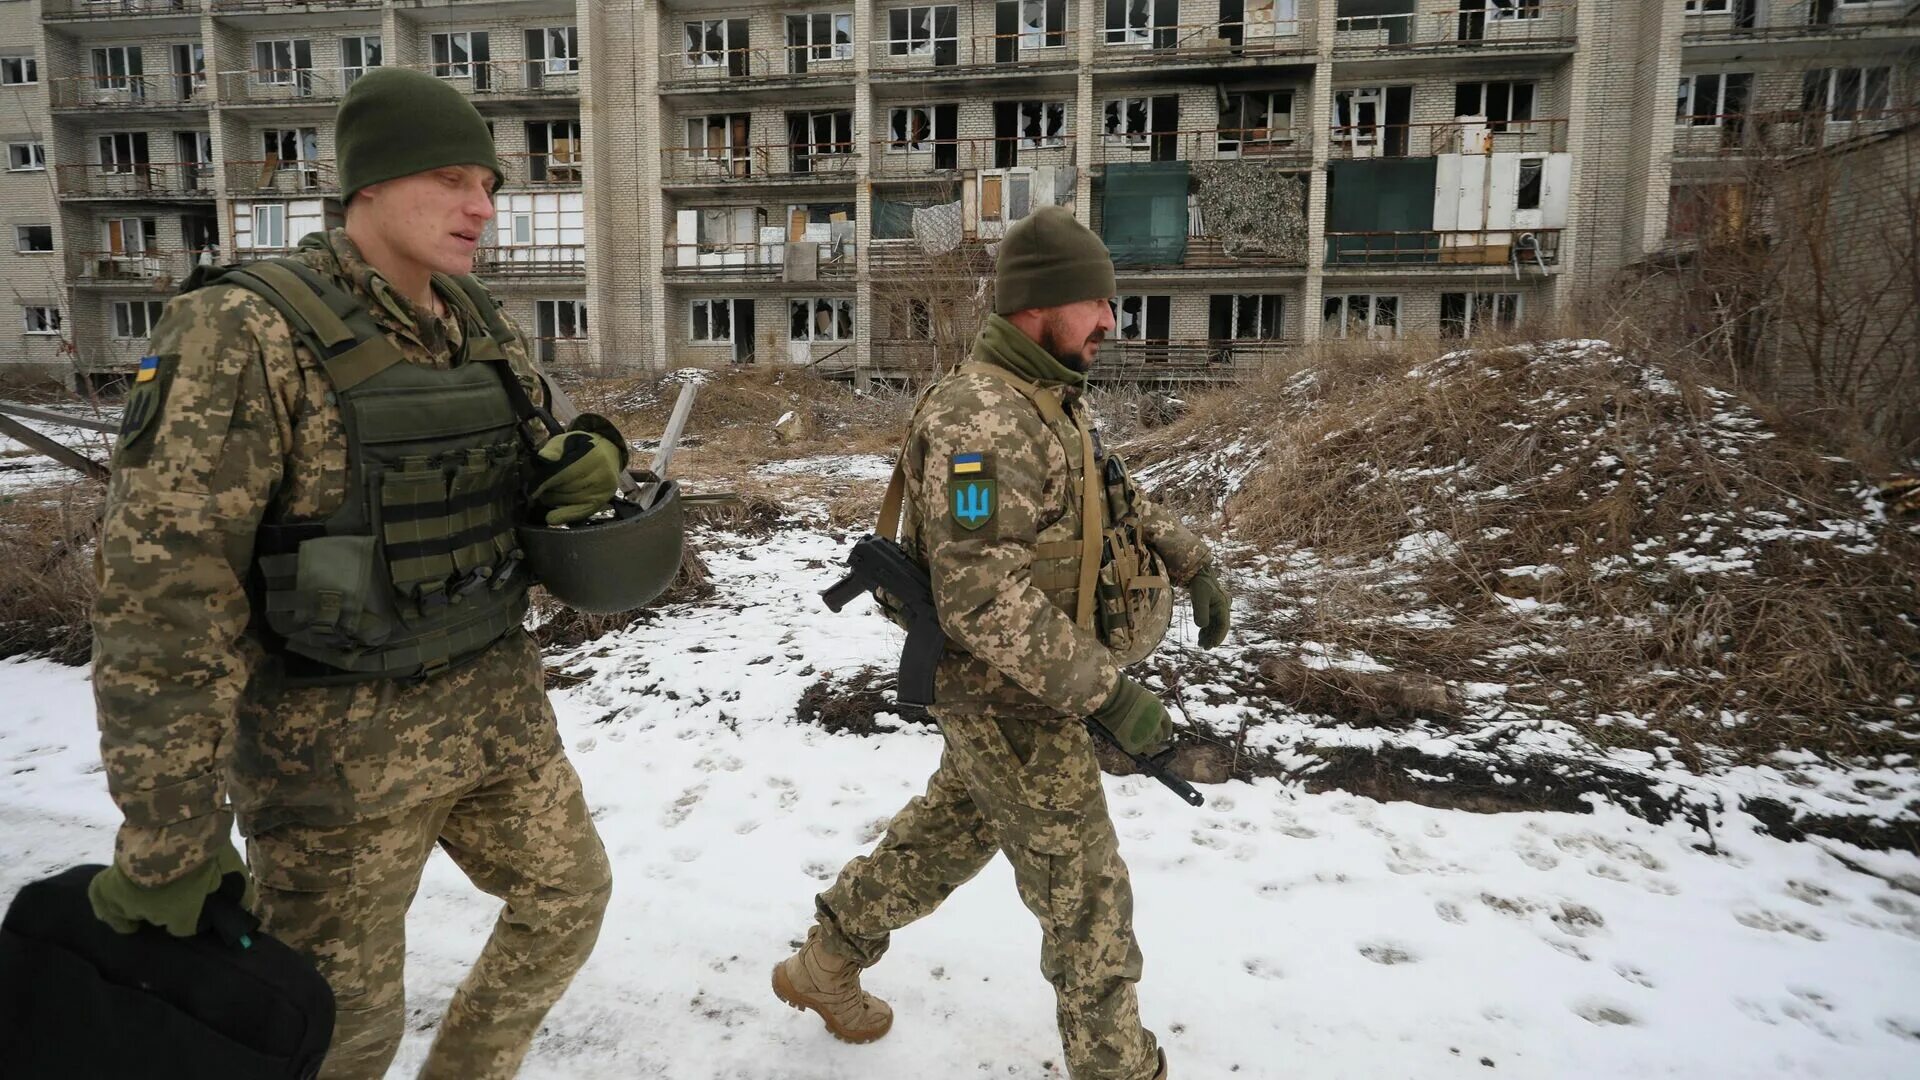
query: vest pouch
263 535 396 653
1098 530 1173 668
379 461 457 618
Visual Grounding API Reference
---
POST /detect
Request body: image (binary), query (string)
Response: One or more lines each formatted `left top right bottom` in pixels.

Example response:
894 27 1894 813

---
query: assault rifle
821 535 1205 807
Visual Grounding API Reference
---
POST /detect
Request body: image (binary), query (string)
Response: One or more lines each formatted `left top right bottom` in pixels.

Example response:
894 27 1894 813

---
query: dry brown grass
1129 335 1920 763
0 481 102 664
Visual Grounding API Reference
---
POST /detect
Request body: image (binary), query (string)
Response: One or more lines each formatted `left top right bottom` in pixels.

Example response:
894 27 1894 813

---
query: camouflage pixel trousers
814 710 1159 1080
247 754 612 1080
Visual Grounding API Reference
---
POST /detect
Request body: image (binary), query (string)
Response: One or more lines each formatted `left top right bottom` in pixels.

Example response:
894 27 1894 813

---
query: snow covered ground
0 407 115 494
4 522 1919 1078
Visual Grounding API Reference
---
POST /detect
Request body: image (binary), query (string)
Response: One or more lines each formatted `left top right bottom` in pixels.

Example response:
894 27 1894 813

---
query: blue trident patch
951 478 996 531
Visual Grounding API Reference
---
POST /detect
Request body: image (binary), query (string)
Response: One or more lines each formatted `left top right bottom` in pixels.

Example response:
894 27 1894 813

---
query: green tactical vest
194 258 538 684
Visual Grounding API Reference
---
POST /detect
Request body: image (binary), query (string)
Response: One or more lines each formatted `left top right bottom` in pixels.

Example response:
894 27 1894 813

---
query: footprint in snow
1611 963 1654 988
1242 958 1282 980
1879 1016 1920 1043
695 752 744 773
1433 900 1467 925
734 819 762 835
1734 907 1827 941
802 861 833 882
1573 1000 1637 1027
1210 795 1236 813
1785 880 1838 907
1190 829 1230 851
1277 823 1317 840
662 784 706 828
1515 844 1559 871
1550 902 1607 938
1357 941 1418 966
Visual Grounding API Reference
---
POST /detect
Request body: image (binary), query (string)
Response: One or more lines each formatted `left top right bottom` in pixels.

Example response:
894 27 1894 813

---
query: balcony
42 0 199 19
224 159 338 197
209 0 380 11
869 135 1079 180
868 29 1083 79
474 246 586 279
69 250 198 289
1682 9 1920 50
661 144 860 186
56 162 216 200
216 69 348 108
662 241 857 280
1093 19 1318 68
497 152 584 189
1091 129 1311 170
1323 228 1562 269
394 62 583 102
1098 338 1288 380
867 240 995 279
1333 4 1576 54
1327 117 1568 159
659 44 855 91
1672 107 1920 163
48 75 208 112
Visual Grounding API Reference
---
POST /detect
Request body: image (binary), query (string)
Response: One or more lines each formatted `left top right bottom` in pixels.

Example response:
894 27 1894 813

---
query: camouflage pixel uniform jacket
92 229 564 886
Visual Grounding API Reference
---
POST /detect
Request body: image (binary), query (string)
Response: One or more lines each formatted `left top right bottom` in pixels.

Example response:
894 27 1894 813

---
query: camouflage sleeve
92 287 286 886
916 384 1120 718
1133 492 1213 585
492 304 552 412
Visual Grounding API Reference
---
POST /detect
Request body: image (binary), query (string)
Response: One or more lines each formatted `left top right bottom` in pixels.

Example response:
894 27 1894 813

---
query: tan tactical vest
879 361 1172 665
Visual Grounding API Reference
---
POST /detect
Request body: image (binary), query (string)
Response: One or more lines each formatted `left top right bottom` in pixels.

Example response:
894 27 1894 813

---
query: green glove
88 839 253 938
1189 568 1231 650
529 412 629 526
1090 675 1174 757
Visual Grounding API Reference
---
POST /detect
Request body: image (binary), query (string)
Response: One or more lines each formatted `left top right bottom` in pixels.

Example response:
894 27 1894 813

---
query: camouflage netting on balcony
1190 163 1308 263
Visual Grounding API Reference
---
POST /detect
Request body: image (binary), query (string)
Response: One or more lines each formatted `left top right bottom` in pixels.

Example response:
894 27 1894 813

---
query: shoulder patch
950 477 996 531
950 451 986 476
114 355 174 461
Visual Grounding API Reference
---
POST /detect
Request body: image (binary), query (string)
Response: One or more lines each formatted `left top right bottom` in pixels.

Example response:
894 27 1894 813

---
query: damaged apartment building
2 1 1914 382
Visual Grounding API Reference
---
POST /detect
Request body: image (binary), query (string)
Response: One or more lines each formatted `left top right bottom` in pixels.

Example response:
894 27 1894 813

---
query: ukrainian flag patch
951 452 985 475
135 355 159 383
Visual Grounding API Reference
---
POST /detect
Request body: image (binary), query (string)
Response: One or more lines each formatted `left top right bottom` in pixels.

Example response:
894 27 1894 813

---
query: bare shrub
0 482 102 664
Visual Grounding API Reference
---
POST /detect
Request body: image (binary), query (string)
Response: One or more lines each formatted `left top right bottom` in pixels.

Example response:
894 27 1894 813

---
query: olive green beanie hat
993 205 1118 315
336 67 503 201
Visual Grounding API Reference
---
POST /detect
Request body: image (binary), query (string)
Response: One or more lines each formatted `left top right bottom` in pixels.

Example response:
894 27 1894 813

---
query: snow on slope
3 522 1919 1078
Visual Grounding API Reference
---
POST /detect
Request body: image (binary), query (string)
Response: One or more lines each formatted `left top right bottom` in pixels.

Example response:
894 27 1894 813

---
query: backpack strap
951 360 1101 632
437 273 517 366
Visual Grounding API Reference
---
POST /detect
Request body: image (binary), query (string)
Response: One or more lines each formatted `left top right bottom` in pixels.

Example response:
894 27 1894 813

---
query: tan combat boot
771 932 894 1044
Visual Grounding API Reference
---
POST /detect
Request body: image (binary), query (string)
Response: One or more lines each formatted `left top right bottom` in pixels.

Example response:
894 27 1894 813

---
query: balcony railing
474 245 586 277
867 240 995 278
868 29 1083 76
661 144 860 184
497 152 585 188
1672 108 1920 160
70 249 199 287
1324 228 1563 268
395 62 583 97
869 134 1078 178
55 161 216 198
43 0 200 19
1682 11 1918 44
224 159 338 195
663 241 857 278
1117 235 1309 270
1094 18 1318 64
1333 4 1576 52
48 74 208 110
659 44 856 87
1100 338 1290 378
209 0 379 11
216 69 348 106
1327 117 1569 159
1091 128 1311 169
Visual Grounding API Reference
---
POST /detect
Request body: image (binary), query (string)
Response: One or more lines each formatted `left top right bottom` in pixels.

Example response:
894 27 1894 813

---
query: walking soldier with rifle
68 68 682 1079
777 205 1232 1080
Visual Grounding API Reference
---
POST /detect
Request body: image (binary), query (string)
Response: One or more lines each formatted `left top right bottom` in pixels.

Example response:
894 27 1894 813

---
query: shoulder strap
875 379 944 542
936 362 1101 631
438 273 517 363
219 259 404 393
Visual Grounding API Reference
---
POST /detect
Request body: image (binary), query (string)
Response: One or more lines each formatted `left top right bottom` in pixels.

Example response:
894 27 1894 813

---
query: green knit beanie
993 206 1117 315
336 67 503 201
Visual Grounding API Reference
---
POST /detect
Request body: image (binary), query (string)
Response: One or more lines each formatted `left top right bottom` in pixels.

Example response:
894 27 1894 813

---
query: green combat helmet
518 482 684 614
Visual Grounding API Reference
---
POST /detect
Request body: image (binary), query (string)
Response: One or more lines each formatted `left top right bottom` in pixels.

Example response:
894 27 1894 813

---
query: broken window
687 114 750 175
1017 101 1067 149
890 107 935 151
787 13 853 62
789 111 854 173
1322 294 1398 340
1334 88 1385 147
1219 91 1294 154
790 297 854 341
888 6 958 56
1515 157 1544 211
1109 295 1170 341
528 120 583 182
1675 72 1751 126
1105 98 1154 145
1454 81 1536 131
1014 0 1068 50
685 20 743 67
1806 66 1893 122
1104 0 1163 45
978 170 1033 224
261 128 321 188
21 306 61 334
113 301 166 339
907 298 933 339
1209 294 1283 340
97 132 149 174
691 299 734 342
1441 293 1521 339
1682 0 1730 12
91 46 143 93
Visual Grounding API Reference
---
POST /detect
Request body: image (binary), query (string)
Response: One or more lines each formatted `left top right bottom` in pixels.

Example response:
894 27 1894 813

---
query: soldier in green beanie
771 206 1231 1080
87 65 617 1078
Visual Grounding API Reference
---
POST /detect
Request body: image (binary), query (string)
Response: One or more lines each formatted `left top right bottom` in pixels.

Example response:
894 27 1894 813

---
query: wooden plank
0 413 110 481
0 402 120 435
637 382 699 508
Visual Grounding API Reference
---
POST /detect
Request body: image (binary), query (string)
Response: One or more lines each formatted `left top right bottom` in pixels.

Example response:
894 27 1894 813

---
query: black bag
0 864 334 1079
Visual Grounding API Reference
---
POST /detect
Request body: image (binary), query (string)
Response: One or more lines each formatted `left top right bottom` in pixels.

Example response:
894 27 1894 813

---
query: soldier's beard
1040 316 1102 373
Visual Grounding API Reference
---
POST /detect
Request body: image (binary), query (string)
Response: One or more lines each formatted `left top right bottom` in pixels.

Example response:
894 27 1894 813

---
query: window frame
21 306 61 335
787 12 854 61
1676 72 1752 126
341 35 382 82
1682 0 1730 13
1015 100 1068 149
1214 293 1285 341
254 39 311 86
1322 293 1400 340
690 298 735 343
112 299 167 340
15 225 53 254
888 105 936 152
1440 291 1523 339
1218 90 1295 154
1454 80 1537 132
90 45 142 92
887 5 957 57
7 142 45 172
536 298 588 339
541 27 581 74
684 19 742 69
431 31 477 79
0 56 39 87
789 296 854 342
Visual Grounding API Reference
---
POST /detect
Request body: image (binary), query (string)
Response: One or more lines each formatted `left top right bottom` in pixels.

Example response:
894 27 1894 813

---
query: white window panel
1 57 39 86
1322 294 1400 340
7 143 45 171
887 6 956 56
113 300 167 339
1018 101 1067 149
22 306 62 334
690 298 734 342
254 40 312 85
